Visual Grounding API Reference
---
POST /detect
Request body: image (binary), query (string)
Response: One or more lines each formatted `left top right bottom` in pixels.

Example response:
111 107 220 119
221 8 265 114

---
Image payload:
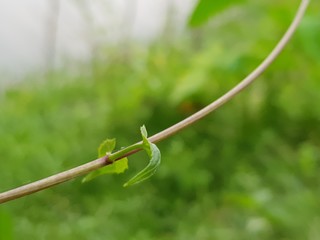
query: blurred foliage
1 0 320 239
188 0 246 26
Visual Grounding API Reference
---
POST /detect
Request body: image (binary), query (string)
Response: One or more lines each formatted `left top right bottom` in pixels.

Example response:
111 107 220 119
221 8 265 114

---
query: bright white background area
0 0 195 81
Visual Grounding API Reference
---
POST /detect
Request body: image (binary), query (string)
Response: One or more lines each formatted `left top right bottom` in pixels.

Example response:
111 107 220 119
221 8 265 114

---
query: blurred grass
1 0 320 239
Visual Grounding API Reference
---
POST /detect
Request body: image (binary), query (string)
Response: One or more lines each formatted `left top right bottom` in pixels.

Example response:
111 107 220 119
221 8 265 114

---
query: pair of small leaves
81 139 128 183
82 126 161 187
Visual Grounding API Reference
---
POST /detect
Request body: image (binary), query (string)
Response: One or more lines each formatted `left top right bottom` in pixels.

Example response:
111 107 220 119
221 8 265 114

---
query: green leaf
82 157 128 183
123 126 161 187
140 125 148 138
188 0 245 27
98 138 116 158
141 125 152 156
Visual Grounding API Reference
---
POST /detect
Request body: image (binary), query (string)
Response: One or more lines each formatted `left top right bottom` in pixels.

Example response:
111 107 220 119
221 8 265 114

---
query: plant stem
0 0 309 204
109 142 143 161
0 157 108 204
149 0 310 144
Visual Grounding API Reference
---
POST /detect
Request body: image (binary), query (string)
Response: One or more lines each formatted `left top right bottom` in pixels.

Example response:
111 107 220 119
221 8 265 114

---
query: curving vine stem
0 0 310 204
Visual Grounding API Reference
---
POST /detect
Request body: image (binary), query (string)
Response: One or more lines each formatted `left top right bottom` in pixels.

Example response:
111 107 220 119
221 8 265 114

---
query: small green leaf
82 157 128 183
140 125 152 156
98 138 116 158
140 125 148 138
123 126 161 187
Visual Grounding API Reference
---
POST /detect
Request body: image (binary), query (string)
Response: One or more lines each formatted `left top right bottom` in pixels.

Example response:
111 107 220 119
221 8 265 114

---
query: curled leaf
123 126 161 187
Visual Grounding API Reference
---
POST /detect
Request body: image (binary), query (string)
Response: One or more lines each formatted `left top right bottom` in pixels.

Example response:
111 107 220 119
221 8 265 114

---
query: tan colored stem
149 0 309 143
0 157 107 204
0 0 309 204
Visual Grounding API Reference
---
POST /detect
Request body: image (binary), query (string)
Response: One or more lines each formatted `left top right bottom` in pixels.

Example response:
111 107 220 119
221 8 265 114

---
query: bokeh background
1 0 320 239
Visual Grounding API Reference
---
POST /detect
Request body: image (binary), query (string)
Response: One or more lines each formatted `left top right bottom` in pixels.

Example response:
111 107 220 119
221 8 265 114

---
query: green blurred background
1 0 320 239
